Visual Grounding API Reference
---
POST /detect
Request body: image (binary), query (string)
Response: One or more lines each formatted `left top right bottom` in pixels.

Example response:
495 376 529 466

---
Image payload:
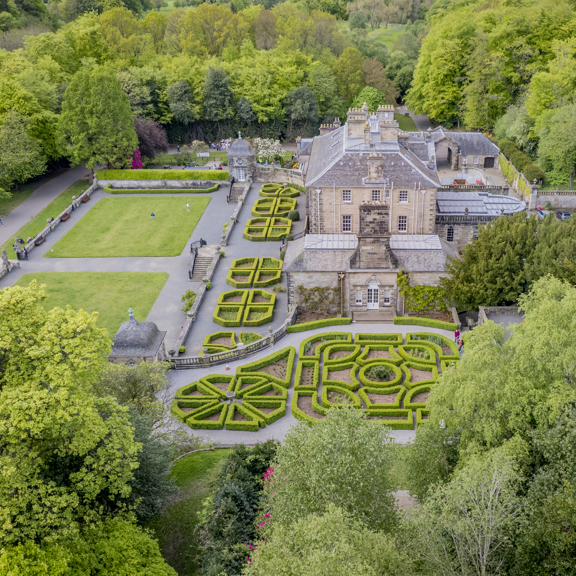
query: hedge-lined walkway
167 323 456 445
182 182 307 355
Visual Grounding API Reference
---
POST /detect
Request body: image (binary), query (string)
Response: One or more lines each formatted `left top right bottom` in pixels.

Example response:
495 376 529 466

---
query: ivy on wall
397 270 449 313
295 286 341 315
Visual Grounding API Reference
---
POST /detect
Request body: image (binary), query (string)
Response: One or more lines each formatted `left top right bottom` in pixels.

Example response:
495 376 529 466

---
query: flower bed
226 269 256 288
230 257 259 269
213 290 275 327
322 344 362 365
407 332 459 361
253 269 282 287
218 290 249 306
358 362 403 388
294 360 320 390
213 305 244 327
404 384 432 409
299 332 352 359
356 345 403 366
243 305 274 327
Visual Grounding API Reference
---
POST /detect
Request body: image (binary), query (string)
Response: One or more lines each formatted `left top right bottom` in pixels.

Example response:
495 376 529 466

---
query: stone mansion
285 105 525 321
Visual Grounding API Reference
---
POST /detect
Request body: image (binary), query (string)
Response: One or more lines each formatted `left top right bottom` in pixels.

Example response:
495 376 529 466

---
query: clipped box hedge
96 169 230 180
278 187 300 198
243 381 288 400
236 346 296 388
393 316 457 331
416 408 431 426
294 360 320 390
234 376 269 397
174 380 225 400
186 402 227 430
322 343 362 365
239 332 264 345
287 317 351 333
401 361 439 389
247 217 270 227
441 359 460 373
243 305 274 327
253 269 282 287
274 198 297 217
226 269 256 288
251 198 276 217
363 408 414 430
258 256 283 270
355 333 403 345
170 398 218 422
260 183 283 197
358 386 405 409
231 257 259 270
267 226 291 241
213 305 243 327
201 374 236 394
201 331 237 351
322 361 361 391
299 332 352 358
407 332 459 361
397 344 436 365
247 289 276 307
243 226 268 241
321 385 362 409
404 384 432 409
218 290 249 306
243 399 287 425
104 184 220 194
291 390 326 426
356 345 403 366
358 362 403 388
224 403 262 431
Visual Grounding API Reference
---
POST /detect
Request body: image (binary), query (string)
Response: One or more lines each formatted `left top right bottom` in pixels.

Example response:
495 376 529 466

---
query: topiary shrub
287 210 300 221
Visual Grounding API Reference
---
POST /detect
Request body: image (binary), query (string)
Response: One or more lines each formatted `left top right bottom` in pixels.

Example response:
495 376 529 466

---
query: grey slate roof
389 235 442 250
436 192 526 216
110 320 166 358
228 138 255 157
430 128 499 156
304 234 358 250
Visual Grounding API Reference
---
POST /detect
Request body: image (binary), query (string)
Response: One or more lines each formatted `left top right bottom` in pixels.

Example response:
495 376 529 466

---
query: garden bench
35 236 46 246
61 212 70 222
81 195 90 203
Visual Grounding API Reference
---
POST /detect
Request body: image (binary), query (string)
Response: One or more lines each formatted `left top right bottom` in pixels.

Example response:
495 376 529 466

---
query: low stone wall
529 190 576 211
478 305 520 325
254 165 304 186
98 179 221 189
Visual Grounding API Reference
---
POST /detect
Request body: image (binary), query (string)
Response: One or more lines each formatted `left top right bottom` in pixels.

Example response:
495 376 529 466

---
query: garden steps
190 257 213 281
352 310 395 324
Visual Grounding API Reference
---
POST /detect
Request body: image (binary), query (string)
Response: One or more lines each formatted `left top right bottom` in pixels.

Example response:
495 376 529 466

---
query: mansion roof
436 192 526 216
305 126 441 189
429 128 499 156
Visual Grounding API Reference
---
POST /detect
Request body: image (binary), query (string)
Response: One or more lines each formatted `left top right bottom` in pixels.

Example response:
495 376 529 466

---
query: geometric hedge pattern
171 331 460 432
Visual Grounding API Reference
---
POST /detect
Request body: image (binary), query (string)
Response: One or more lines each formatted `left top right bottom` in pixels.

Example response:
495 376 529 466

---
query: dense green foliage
408 0 576 185
0 281 176 573
441 212 576 310
199 442 278 576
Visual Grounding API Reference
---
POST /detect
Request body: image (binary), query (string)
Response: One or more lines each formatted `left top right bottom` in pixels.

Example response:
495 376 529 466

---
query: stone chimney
364 123 371 146
367 152 384 183
377 104 396 123
347 108 368 138
319 124 332 136
333 117 341 128
380 119 399 142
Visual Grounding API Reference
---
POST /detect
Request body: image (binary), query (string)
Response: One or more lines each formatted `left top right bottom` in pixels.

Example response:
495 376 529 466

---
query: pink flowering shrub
131 149 143 169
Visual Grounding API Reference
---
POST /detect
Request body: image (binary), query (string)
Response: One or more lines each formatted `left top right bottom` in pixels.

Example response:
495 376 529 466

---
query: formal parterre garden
212 288 276 328
243 183 300 241
171 331 459 432
200 330 264 354
227 256 283 288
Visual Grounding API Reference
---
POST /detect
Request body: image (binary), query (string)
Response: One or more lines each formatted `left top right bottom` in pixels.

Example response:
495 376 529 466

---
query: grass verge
15 271 168 337
395 113 418 132
1 180 90 252
148 449 231 576
46 196 210 258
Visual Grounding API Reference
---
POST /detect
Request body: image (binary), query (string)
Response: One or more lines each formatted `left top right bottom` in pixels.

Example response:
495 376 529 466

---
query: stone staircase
190 245 219 282
352 309 395 324
229 183 245 203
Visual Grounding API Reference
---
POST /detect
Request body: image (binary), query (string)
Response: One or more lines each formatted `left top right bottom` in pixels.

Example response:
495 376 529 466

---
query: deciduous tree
203 67 234 122
57 66 138 170
134 116 169 159
333 47 365 104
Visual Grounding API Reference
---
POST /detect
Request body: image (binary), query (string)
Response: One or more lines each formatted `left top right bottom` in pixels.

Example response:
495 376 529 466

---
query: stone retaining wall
254 165 304 186
98 179 222 189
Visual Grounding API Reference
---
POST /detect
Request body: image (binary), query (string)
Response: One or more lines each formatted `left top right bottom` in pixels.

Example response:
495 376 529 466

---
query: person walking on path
186 203 190 212
151 213 155 220
458 338 464 353
454 328 460 343
177 145 180 153
0 217 3 226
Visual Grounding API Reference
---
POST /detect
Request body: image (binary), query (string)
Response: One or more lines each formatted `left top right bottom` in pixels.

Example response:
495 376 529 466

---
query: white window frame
371 189 381 202
382 289 391 306
384 189 390 199
462 156 467 165
473 156 479 165
398 215 407 232
447 226 454 242
355 290 363 305
342 189 351 203
342 215 352 232
399 190 408 203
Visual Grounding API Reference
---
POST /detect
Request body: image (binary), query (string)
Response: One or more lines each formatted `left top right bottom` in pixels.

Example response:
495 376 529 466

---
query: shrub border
175 380 225 400
358 362 403 388
213 305 244 327
243 305 274 327
322 343 362 365
258 256 283 271
200 374 236 394
288 317 351 333
298 332 352 358
170 398 218 422
247 289 276 307
201 331 237 351
358 386 405 409
243 226 268 241
97 169 230 180
230 257 259 270
237 346 296 387
217 291 249 306
362 408 414 430
226 269 255 289
104 184 219 194
398 344 437 365
321 385 362 409
322 361 361 391
416 408 431 426
355 333 403 345
401 362 439 389
253 269 282 287
356 345 403 366
404 384 432 409
224 403 262 431
186 402 227 430
393 316 457 331
294 360 320 390
407 332 459 361
291 390 326 426
243 399 287 425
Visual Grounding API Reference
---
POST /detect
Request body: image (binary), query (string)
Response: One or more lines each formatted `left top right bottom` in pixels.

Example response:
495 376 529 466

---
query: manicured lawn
1 180 90 253
373 25 405 50
47 196 210 258
395 113 418 132
148 449 231 576
15 272 168 336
